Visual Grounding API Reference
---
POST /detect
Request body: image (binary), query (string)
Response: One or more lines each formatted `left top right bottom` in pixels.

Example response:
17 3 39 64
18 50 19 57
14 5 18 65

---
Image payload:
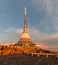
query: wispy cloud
29 0 58 32
0 27 58 51
0 28 23 44
29 27 58 51
41 33 58 46
31 0 53 13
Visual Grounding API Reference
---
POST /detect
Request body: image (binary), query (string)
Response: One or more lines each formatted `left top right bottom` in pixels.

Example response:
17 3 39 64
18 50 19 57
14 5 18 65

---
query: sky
0 0 58 51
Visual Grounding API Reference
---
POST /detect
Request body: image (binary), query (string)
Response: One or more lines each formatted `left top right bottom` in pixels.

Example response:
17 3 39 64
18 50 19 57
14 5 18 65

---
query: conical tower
17 7 35 48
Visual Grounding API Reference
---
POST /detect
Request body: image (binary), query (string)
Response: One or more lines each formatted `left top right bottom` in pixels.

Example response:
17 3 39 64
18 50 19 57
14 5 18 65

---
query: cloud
0 28 23 44
28 28 41 41
48 46 58 52
52 17 58 30
0 27 58 51
29 28 58 51
0 27 58 46
31 0 53 13
29 0 58 32
28 27 58 50
39 33 58 46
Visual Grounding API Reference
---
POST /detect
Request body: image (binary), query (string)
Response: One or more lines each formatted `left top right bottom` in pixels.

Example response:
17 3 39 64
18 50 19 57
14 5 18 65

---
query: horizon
0 0 58 51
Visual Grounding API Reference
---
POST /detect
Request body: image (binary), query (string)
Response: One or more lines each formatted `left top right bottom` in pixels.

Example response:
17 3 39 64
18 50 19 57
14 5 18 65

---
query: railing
24 52 58 58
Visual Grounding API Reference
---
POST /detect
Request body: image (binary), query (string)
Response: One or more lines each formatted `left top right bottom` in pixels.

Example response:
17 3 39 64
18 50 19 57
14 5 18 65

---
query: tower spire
23 7 28 33
17 6 34 46
24 7 26 15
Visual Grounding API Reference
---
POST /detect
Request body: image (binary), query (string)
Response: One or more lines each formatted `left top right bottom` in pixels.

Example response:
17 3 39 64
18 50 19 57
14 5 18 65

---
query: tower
17 7 35 48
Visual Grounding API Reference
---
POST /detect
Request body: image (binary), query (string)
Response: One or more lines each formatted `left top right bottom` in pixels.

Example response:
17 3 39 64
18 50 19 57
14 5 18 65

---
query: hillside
0 54 58 65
